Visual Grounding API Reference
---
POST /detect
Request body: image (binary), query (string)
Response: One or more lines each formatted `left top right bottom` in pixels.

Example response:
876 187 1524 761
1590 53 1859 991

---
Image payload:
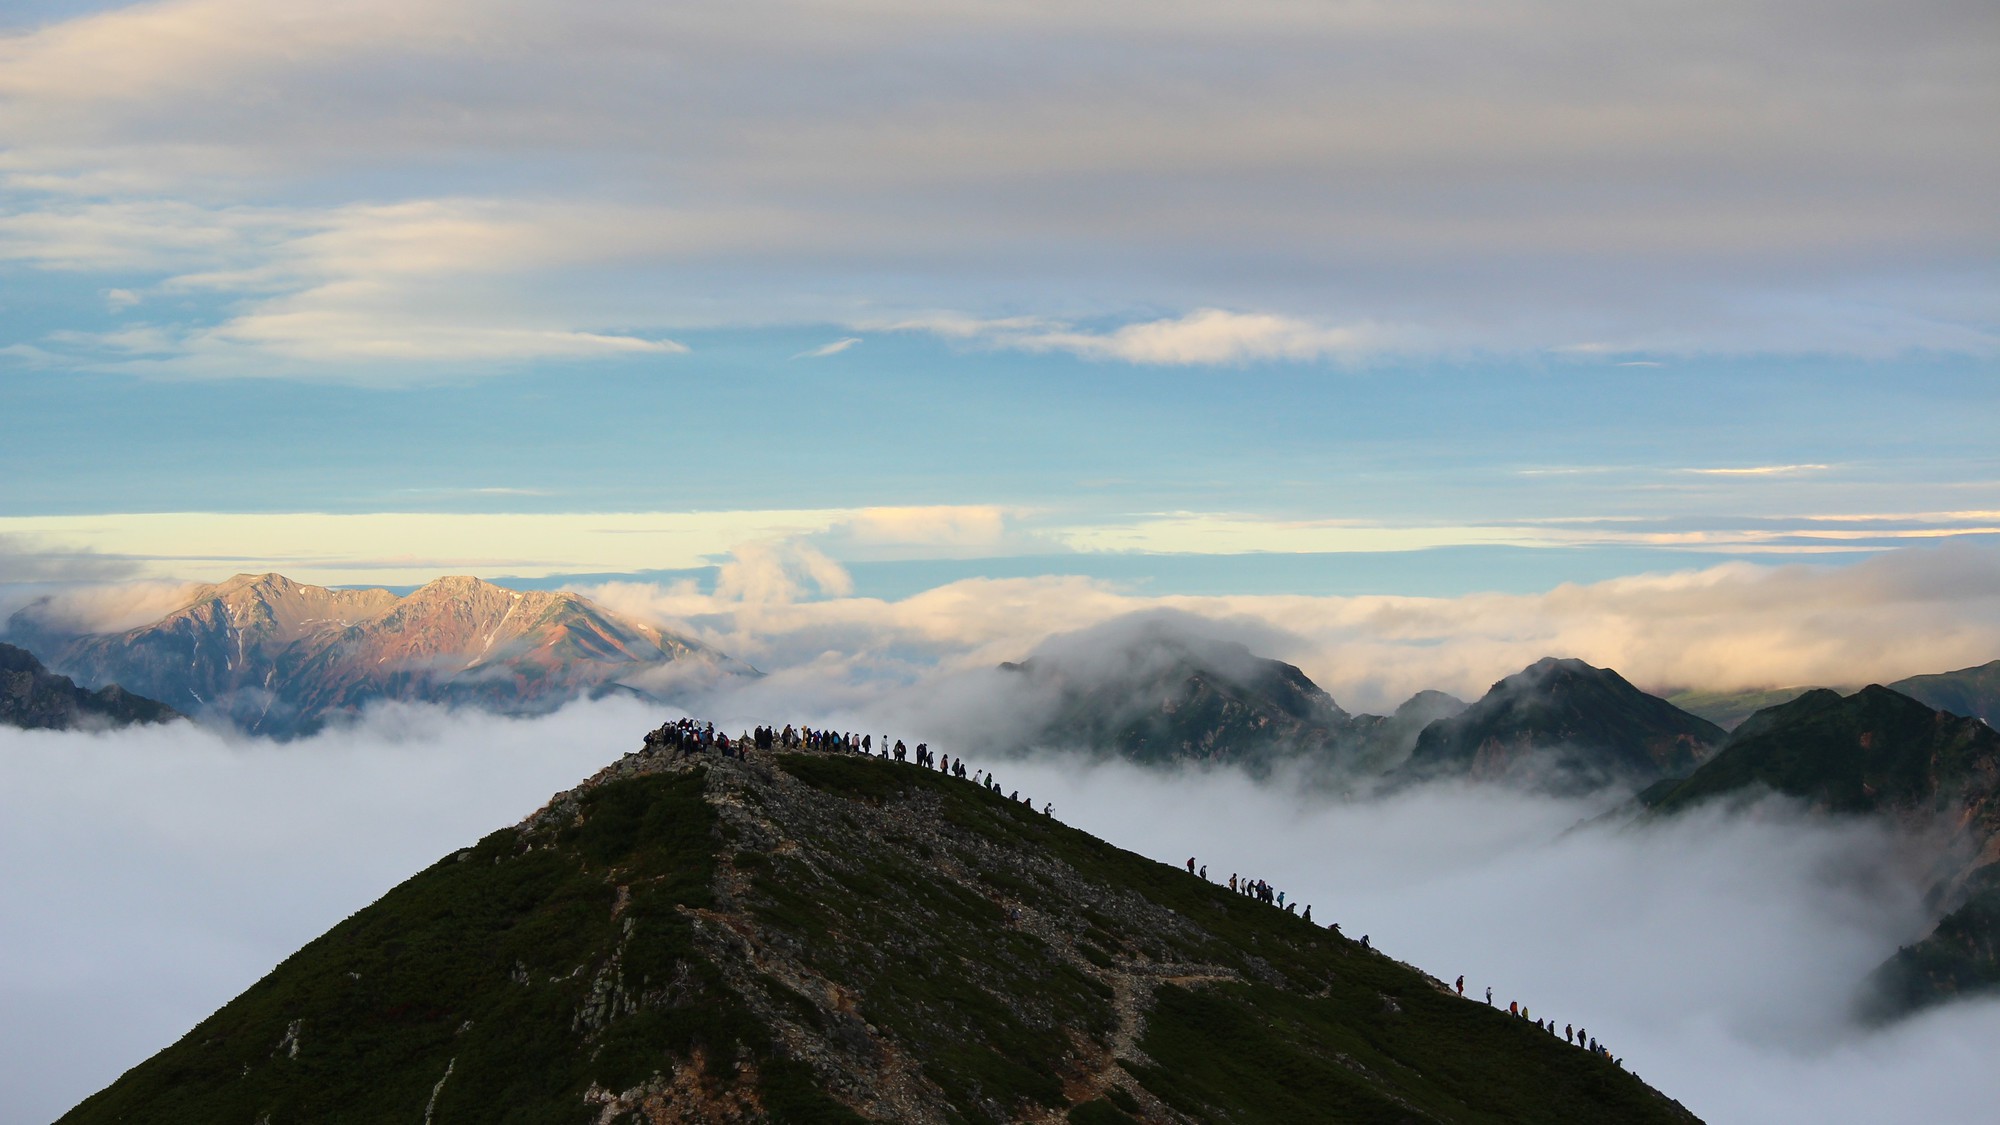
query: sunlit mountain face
10 573 750 737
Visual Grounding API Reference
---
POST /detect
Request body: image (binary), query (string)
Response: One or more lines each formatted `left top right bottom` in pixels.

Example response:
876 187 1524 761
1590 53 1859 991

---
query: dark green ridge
0 641 181 731
1646 685 2000 821
1642 685 2000 1021
1866 865 2000 1022
62 745 1701 1124
1403 657 1724 792
1892 659 2000 728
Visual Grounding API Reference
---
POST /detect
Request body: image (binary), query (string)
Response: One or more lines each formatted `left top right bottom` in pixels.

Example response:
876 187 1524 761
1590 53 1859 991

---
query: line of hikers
1174 860 1330 930
1451 975 1623 1068
637 719 1054 817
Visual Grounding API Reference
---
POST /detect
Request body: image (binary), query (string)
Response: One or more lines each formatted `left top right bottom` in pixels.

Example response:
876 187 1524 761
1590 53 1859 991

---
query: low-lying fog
7 699 2000 1124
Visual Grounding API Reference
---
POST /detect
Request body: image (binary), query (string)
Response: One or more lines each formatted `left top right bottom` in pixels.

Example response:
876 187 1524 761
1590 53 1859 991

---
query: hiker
1329 921 1341 934
1286 903 1296 915
1565 1024 1573 1044
1187 857 1196 874
1229 874 1238 893
1510 1001 1519 1017
1360 934 1370 950
1043 802 1052 816
1302 905 1311 924
1455 975 1464 996
1485 987 1493 1006
1276 890 1285 907
1199 864 1207 880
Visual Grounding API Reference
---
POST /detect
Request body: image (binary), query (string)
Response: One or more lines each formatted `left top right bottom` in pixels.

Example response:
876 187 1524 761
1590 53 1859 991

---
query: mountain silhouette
1402 657 1725 792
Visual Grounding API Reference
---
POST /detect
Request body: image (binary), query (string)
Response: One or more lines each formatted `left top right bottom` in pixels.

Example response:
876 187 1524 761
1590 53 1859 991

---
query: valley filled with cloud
8 694 2000 1124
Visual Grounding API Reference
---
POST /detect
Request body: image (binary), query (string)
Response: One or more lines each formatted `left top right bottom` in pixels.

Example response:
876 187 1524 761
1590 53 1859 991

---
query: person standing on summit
1186 857 1196 874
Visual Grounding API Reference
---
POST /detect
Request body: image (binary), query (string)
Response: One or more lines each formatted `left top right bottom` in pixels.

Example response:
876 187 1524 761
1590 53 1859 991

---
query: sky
0 0 1995 610
3 3 2000 1121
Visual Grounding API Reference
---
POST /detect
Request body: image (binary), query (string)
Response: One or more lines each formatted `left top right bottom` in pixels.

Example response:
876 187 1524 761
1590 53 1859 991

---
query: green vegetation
61 768 854 1125
1649 686 2000 817
1892 659 2000 727
1646 684 2000 1021
1866 868 2000 1022
776 752 1694 1124
63 748 1700 1123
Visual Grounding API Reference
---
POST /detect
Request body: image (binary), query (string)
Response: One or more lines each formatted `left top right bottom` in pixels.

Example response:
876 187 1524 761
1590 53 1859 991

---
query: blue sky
0 0 1994 606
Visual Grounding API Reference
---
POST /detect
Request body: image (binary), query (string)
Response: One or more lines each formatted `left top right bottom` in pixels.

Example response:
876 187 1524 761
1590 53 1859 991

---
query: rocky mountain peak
34 572 744 737
1402 655 1725 790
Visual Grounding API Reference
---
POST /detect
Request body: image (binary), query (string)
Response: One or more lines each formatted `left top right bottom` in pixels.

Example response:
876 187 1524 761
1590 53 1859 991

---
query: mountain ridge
0 642 181 731
10 573 748 737
1643 684 2000 1018
1401 657 1725 792
60 734 1701 1124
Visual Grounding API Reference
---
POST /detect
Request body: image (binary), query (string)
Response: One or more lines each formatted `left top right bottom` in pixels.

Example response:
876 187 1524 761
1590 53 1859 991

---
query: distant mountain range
60 743 1701 1123
1664 660 2000 731
7 573 750 737
0 642 180 731
996 627 1371 768
999 626 1722 793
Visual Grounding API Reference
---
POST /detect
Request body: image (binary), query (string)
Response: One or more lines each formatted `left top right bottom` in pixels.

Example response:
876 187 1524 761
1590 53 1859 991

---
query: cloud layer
583 542 2000 714
8 701 2000 1123
1 0 1994 370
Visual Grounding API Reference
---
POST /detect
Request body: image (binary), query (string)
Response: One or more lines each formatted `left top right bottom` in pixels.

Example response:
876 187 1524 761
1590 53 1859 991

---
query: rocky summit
0 642 180 731
12 573 749 737
1402 658 1724 793
62 733 1699 1124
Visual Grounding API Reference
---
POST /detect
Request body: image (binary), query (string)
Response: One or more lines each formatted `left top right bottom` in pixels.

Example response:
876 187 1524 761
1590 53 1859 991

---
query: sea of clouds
8 694 2000 1124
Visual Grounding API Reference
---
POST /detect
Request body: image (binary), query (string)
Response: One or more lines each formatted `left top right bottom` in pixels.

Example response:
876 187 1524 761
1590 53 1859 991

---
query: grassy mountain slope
63 743 1698 1124
1647 686 2000 825
1892 659 2000 727
0 641 180 730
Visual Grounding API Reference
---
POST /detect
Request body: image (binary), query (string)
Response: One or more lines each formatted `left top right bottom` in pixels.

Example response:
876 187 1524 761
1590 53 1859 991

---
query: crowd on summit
640 715 1628 1074
638 718 1052 815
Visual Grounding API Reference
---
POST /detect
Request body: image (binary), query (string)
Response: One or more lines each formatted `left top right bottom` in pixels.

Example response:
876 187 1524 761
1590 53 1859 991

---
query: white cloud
576 544 2000 714
8 698 2000 1122
928 308 1387 365
1683 463 1833 476
0 0 1993 362
0 698 662 1125
794 336 860 358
